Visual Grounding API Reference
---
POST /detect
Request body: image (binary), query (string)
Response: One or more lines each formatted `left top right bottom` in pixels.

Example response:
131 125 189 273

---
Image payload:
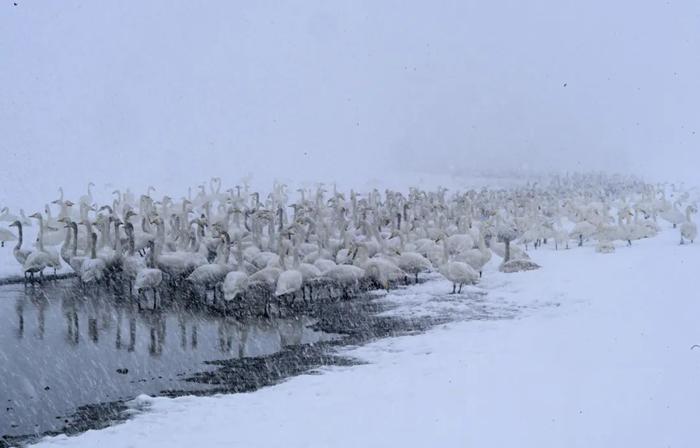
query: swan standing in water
135 240 163 309
66 221 87 274
122 222 146 295
29 212 62 274
16 219 50 282
80 232 106 284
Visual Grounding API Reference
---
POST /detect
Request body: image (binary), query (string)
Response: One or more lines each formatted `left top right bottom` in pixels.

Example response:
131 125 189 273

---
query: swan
16 218 49 281
222 225 253 306
275 241 303 301
64 222 87 273
437 236 478 294
0 226 16 247
80 232 107 284
660 201 686 228
122 222 147 294
352 243 406 289
134 240 164 309
0 207 20 223
569 220 597 247
29 212 62 273
454 234 491 277
223 268 248 302
58 218 73 265
393 232 432 282
187 232 231 301
322 263 365 295
680 205 697 244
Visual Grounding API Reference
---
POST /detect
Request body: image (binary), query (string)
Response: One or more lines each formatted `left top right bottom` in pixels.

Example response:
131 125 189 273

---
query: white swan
680 205 697 244
134 240 164 309
30 212 62 274
80 232 106 284
454 234 491 278
275 241 303 300
437 236 478 294
0 226 16 247
187 232 231 300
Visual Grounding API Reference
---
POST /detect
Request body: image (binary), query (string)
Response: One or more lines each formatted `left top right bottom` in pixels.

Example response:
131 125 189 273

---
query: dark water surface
0 282 342 443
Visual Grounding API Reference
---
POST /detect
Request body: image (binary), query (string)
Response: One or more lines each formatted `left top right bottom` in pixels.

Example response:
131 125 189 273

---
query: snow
29 225 700 447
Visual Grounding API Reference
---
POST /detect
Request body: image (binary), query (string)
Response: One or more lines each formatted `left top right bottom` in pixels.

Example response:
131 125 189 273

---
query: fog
1 0 699 208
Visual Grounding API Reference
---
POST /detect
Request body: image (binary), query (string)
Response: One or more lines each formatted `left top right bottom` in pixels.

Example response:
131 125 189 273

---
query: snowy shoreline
27 225 700 448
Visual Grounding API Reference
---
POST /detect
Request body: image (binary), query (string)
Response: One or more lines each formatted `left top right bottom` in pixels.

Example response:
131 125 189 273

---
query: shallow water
0 282 338 440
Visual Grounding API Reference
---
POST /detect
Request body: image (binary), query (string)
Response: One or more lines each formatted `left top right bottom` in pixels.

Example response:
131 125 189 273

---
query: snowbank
31 226 700 447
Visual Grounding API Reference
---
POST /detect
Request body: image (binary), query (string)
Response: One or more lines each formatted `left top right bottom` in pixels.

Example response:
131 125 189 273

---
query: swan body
438 237 478 293
0 227 16 246
397 251 432 278
223 271 248 301
81 258 106 283
135 268 163 292
23 250 51 277
439 260 479 293
81 233 106 284
9 221 31 265
275 269 303 296
680 206 697 244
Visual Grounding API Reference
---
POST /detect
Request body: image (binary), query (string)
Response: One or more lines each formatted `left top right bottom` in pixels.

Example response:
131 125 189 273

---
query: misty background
1 0 699 209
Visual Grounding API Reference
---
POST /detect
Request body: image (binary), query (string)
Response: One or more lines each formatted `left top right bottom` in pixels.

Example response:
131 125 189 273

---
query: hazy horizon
2 0 699 209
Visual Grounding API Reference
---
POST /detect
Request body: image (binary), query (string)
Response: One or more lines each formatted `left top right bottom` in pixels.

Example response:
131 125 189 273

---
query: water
0 282 339 441
0 278 517 446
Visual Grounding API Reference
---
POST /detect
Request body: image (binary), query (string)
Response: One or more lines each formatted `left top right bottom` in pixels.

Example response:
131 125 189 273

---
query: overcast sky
1 0 699 207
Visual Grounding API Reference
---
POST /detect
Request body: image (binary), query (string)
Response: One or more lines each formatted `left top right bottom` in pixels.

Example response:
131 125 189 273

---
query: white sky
1 0 699 208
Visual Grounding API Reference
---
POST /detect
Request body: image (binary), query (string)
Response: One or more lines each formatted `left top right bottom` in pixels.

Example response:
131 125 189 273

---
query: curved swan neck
15 222 23 251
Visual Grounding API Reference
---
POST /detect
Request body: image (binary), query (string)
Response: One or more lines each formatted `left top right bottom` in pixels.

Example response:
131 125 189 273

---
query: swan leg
451 283 456 294
458 283 463 294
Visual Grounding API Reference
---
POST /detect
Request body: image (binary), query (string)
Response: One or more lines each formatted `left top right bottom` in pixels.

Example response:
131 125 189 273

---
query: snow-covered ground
29 225 700 447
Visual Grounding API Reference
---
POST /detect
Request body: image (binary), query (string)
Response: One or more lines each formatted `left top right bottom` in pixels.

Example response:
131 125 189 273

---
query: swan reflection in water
0 283 338 438
8 285 335 358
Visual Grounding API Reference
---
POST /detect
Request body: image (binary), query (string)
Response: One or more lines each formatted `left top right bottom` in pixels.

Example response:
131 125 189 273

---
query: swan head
9 220 20 228
29 212 41 219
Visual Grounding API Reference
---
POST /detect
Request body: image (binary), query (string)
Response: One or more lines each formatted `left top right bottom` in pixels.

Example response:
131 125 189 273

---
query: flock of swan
0 174 697 313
